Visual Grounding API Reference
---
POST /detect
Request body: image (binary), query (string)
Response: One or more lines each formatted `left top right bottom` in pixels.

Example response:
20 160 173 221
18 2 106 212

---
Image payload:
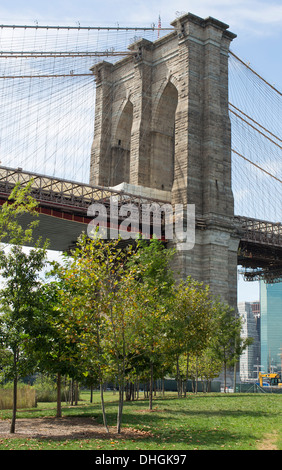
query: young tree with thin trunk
0 243 48 433
54 235 132 432
127 238 175 410
167 277 216 397
26 278 83 418
0 183 47 433
211 303 251 392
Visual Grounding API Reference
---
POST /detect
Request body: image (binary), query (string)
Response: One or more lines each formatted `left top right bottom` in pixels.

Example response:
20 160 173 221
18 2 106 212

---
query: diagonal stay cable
231 148 282 184
230 51 282 97
229 107 282 150
229 102 282 145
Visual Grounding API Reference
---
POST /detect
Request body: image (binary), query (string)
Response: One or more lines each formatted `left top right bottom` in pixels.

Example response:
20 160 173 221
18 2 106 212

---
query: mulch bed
0 416 152 441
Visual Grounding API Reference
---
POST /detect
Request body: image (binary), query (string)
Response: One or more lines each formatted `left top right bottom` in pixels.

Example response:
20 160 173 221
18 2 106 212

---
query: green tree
0 181 49 432
128 238 175 410
103 257 142 433
168 277 216 397
183 349 222 393
54 235 131 432
212 303 251 392
197 348 223 391
55 235 176 428
0 243 48 433
26 278 83 418
0 181 39 245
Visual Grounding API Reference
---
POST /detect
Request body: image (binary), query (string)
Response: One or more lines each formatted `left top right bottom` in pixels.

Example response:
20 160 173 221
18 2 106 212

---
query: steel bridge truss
235 216 282 283
0 166 281 282
0 165 164 209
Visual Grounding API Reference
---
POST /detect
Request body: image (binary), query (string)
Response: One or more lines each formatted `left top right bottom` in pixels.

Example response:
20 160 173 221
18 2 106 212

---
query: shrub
33 375 57 402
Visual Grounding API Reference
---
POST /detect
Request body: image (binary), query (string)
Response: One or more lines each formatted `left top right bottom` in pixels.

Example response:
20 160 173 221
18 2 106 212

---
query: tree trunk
184 353 189 398
10 369 17 433
195 357 198 394
75 381 79 405
117 384 124 434
100 383 109 433
149 362 153 410
56 372 62 418
233 360 237 392
176 356 181 398
70 378 74 405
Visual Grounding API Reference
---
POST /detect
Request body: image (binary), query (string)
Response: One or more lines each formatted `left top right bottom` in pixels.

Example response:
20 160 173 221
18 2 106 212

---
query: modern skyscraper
238 301 261 381
260 282 282 375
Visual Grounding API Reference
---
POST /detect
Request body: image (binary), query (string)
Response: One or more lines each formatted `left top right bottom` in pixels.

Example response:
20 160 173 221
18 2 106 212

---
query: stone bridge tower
90 13 240 307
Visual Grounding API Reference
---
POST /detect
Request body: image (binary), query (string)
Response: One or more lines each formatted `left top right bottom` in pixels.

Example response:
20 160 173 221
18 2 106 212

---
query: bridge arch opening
151 81 178 191
111 99 133 186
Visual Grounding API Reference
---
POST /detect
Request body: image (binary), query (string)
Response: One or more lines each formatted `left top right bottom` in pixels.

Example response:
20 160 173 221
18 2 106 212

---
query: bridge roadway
0 166 281 282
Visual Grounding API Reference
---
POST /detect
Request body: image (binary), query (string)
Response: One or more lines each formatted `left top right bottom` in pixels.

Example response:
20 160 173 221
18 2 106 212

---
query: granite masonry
90 13 240 307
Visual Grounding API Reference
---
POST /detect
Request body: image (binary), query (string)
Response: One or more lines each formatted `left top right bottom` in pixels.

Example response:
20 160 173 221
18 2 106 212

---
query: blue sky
1 0 282 89
2 0 281 302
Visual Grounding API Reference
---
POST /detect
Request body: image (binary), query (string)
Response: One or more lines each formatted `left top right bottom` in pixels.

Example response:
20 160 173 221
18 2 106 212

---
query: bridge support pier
90 13 239 306
169 224 240 307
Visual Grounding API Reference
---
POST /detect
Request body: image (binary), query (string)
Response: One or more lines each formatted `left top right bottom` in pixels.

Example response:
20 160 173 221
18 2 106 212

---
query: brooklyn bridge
0 12 281 307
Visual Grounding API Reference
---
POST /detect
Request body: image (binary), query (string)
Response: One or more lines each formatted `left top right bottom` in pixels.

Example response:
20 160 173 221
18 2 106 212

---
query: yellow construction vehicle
258 372 282 388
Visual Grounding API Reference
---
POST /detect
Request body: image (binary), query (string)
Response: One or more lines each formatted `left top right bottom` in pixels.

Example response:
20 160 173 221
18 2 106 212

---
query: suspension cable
231 149 282 184
230 51 282 97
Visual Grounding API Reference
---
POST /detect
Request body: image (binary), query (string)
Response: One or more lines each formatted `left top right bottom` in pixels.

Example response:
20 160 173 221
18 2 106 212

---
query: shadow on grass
0 396 262 449
31 415 254 450
60 394 271 423
4 394 274 449
12 411 252 450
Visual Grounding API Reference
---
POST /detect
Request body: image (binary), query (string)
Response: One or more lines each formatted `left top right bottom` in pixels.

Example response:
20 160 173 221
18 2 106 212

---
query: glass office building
238 302 260 381
260 282 282 375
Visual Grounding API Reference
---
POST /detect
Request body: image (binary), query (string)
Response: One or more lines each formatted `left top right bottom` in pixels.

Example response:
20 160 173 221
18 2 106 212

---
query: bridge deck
0 166 281 281
0 165 165 210
235 216 282 282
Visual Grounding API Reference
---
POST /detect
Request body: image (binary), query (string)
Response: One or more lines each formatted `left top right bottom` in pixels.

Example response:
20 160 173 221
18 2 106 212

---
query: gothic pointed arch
111 99 133 186
151 80 178 191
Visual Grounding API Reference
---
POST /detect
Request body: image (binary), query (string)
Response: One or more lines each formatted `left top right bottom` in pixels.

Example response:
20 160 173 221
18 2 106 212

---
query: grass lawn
0 391 281 450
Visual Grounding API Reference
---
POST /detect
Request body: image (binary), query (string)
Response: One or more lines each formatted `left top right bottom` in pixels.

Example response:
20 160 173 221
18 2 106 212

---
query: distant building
238 301 261 381
260 282 282 375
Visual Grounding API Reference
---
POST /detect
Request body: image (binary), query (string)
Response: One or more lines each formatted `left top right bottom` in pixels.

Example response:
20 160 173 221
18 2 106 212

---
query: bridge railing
0 165 166 211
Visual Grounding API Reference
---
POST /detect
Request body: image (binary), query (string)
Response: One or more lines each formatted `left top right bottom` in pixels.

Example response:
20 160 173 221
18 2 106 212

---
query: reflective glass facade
238 302 260 381
260 282 282 375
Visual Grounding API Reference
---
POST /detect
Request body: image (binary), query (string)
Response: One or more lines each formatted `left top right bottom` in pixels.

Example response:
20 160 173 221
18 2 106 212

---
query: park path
257 431 278 450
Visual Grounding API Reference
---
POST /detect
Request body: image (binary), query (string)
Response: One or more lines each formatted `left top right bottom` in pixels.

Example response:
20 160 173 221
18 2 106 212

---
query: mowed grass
0 391 282 450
